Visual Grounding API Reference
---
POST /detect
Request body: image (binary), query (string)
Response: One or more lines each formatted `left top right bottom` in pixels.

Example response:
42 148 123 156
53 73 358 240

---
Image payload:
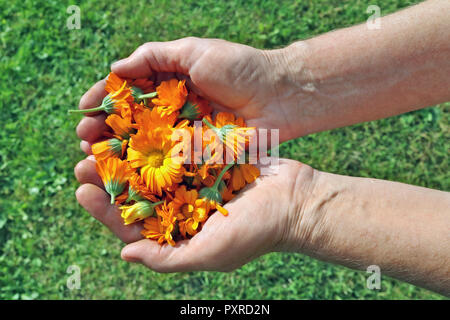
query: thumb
111 38 201 79
121 237 207 272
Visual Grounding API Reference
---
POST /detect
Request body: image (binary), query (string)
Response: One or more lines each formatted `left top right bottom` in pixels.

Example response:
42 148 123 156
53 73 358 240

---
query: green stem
68 105 105 114
137 91 157 100
212 162 234 189
110 193 115 205
202 117 216 130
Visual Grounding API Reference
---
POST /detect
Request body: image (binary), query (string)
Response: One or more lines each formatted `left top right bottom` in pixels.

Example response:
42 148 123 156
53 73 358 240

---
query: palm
176 159 303 271
75 153 308 272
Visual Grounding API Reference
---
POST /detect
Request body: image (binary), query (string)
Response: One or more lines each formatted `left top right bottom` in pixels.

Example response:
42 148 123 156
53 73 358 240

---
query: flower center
181 203 194 216
146 150 165 168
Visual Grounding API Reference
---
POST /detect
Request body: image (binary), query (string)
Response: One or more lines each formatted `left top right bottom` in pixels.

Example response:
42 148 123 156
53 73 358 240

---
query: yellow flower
92 138 127 160
127 128 185 196
96 158 133 204
120 200 162 225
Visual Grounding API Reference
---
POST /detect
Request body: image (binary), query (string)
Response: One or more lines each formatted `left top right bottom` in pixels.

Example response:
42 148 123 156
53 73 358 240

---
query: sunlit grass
0 0 447 299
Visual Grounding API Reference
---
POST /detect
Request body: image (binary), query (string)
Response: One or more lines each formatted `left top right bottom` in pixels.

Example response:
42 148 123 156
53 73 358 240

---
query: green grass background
0 0 448 299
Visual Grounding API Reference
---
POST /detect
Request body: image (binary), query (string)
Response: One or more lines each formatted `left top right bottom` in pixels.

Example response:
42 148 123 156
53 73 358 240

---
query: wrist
273 161 322 252
280 168 335 255
261 41 326 139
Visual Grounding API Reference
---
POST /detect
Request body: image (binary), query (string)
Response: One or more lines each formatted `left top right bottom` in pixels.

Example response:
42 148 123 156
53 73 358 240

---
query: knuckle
74 161 86 180
136 42 152 55
75 184 87 200
183 36 199 42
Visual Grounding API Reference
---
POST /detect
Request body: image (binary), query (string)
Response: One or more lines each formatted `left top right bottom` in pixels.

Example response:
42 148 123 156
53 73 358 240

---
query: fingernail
121 247 139 262
87 155 96 161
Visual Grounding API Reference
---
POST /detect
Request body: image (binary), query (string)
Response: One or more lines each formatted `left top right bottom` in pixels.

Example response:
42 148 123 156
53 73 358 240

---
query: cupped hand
75 155 314 272
74 37 315 272
76 38 298 153
114 37 297 142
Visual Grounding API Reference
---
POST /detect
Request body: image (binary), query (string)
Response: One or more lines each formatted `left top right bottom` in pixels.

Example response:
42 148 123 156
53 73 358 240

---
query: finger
77 79 108 116
76 183 143 244
74 156 103 188
76 113 109 142
111 38 200 79
183 77 206 97
121 213 235 273
121 238 208 272
80 140 93 155
155 72 177 84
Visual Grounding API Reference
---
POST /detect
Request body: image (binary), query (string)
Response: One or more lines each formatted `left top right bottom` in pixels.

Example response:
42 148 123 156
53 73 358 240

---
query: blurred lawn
0 0 448 299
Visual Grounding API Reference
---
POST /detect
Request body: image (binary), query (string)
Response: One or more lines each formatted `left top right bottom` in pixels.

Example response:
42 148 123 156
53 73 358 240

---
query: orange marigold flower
105 113 136 140
170 185 199 220
92 138 127 160
126 173 159 203
221 184 235 202
141 202 177 246
69 79 132 116
105 73 127 95
179 218 198 238
104 74 133 116
178 92 213 120
198 162 234 217
185 163 221 187
125 77 155 93
202 113 255 164
152 79 188 115
191 198 211 230
141 217 168 245
96 158 133 204
230 164 260 191
127 128 185 196
134 107 177 132
215 111 245 127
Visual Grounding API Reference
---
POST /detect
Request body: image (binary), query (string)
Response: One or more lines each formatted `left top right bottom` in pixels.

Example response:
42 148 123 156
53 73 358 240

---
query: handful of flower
70 73 260 246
